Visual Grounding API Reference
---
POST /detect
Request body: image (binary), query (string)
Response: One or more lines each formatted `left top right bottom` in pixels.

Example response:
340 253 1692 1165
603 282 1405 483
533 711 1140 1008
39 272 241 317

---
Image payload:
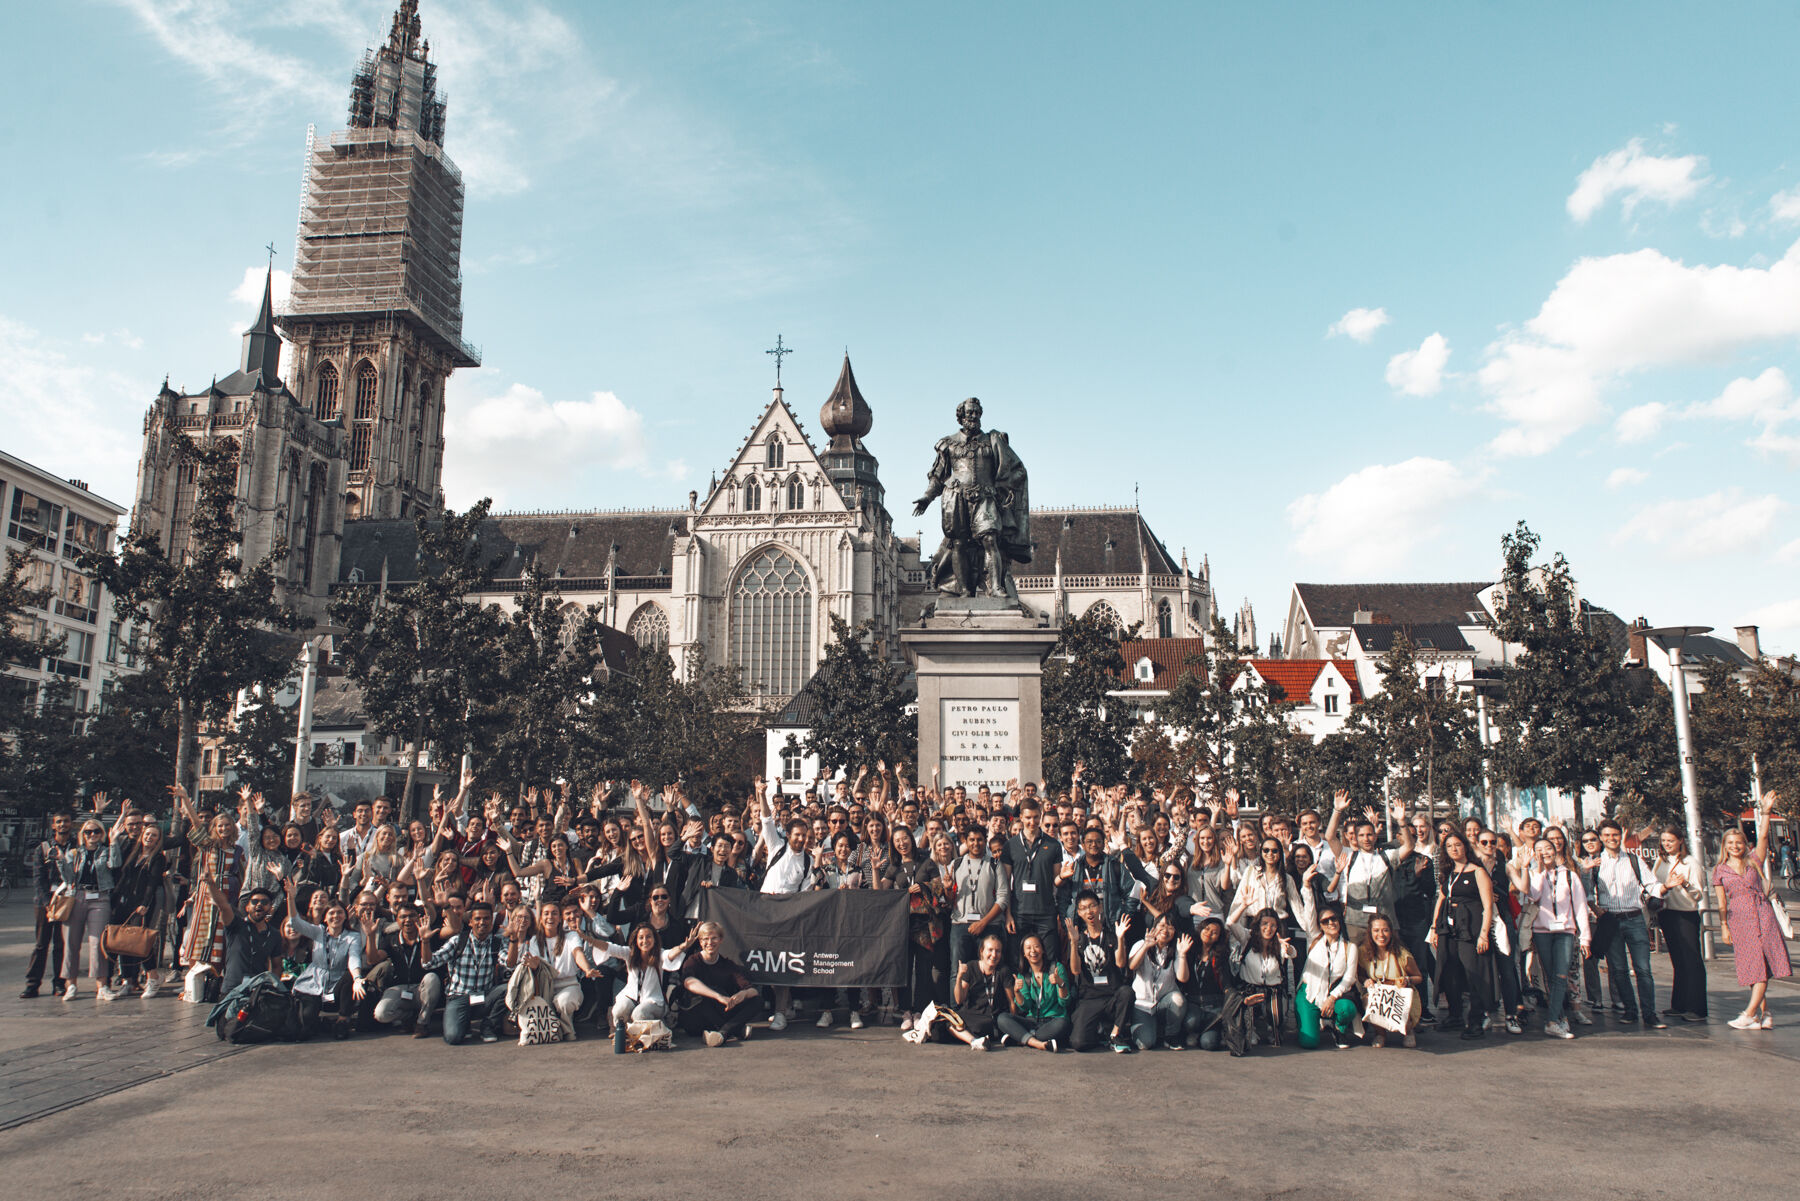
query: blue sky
5 1 1799 652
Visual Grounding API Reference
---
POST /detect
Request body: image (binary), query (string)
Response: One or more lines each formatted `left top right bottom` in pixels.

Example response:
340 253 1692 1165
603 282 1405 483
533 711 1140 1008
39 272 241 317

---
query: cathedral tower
277 0 477 522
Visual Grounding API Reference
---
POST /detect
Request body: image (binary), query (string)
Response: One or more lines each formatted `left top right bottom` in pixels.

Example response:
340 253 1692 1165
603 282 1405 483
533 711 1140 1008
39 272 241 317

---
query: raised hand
1332 789 1350 812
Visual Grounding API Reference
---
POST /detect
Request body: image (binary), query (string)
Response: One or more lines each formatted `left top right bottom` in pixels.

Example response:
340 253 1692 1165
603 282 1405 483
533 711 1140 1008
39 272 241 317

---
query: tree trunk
401 711 426 825
172 698 197 841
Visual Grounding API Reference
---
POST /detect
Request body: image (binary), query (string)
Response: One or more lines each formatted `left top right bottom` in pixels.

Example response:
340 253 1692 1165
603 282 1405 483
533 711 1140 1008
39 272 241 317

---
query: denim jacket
57 842 121 893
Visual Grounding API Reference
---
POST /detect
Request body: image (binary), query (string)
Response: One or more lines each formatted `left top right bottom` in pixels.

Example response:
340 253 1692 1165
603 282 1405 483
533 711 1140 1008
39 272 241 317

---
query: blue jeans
1600 910 1657 1020
441 984 506 1045
1532 931 1575 1024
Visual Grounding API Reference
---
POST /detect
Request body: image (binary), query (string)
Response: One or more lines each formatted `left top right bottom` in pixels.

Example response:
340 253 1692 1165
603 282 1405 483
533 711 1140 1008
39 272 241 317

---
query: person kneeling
909 933 1010 1050
678 921 764 1046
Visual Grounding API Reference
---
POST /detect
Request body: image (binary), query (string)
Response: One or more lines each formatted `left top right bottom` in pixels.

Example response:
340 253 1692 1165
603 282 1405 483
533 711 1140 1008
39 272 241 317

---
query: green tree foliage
1489 521 1632 804
331 500 502 820
1293 711 1388 812
81 433 305 810
2 676 87 820
224 691 298 801
1742 663 1800 820
1041 609 1137 788
1153 636 1296 809
570 644 756 811
477 571 609 791
797 615 916 777
79 667 179 807
1356 632 1483 812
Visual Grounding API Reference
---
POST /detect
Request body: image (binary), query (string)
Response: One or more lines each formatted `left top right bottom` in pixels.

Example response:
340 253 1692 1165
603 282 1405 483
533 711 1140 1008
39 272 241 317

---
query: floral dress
1713 862 1794 987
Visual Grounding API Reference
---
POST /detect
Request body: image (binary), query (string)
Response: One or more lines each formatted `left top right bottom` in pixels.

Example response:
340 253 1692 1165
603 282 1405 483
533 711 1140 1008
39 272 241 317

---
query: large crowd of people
18 763 1795 1053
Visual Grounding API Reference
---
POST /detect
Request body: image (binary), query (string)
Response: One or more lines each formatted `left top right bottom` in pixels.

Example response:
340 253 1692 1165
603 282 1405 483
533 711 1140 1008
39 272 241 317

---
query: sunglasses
1320 916 1341 925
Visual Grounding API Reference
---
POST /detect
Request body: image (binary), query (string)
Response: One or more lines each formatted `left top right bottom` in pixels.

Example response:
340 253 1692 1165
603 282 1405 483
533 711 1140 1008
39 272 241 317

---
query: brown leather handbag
45 888 74 923
103 915 158 960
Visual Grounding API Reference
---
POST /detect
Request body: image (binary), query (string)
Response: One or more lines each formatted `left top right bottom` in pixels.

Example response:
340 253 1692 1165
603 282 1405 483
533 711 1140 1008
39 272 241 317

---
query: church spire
240 264 282 385
819 352 873 446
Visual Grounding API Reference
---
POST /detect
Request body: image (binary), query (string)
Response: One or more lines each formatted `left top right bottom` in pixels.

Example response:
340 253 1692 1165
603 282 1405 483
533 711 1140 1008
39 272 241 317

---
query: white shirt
529 932 585 986
759 817 812 895
1524 867 1591 942
1301 836 1338 898
1595 850 1648 912
1129 938 1181 1009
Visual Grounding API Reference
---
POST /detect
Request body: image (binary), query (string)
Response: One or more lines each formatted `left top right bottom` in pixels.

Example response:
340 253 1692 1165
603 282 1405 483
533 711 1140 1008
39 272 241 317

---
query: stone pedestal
902 602 1060 792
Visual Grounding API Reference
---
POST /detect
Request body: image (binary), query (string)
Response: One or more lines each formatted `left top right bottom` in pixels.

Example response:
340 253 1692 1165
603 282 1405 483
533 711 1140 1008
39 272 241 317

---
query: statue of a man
912 398 1031 600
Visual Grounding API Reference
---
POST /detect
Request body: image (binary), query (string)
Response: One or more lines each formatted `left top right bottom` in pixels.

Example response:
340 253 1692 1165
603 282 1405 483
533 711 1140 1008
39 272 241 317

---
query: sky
4 1 1799 654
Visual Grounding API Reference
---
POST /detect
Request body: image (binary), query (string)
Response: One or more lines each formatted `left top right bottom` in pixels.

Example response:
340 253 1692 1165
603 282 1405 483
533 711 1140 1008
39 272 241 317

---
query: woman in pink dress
1713 799 1792 1030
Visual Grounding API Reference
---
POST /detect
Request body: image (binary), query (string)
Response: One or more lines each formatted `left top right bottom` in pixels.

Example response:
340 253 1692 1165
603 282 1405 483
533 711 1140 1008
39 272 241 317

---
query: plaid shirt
425 931 507 997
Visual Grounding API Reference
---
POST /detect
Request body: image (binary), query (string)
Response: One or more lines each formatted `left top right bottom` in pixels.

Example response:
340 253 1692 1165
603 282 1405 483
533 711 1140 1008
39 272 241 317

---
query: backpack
216 978 299 1044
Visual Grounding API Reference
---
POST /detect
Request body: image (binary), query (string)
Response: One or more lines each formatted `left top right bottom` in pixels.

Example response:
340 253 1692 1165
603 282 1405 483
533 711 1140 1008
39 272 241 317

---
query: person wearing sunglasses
57 817 120 1001
1296 903 1359 1049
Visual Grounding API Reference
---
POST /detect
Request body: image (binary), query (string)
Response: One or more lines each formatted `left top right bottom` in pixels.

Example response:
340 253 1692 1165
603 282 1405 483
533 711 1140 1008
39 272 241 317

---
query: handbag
45 886 74 923
103 915 158 960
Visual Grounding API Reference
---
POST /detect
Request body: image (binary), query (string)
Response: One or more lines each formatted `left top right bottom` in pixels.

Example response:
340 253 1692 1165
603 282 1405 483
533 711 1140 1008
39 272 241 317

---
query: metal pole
1666 644 1713 958
1477 691 1497 830
291 640 318 801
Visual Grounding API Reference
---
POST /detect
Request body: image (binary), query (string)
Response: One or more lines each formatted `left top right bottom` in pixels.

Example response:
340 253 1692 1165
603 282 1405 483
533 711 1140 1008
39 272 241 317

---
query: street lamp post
1644 625 1714 958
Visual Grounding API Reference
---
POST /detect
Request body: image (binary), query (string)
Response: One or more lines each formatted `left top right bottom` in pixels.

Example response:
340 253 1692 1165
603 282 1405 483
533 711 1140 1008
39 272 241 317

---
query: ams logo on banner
744 948 807 975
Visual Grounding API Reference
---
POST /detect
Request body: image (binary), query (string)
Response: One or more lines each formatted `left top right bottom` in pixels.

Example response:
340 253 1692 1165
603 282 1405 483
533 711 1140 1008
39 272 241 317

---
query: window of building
314 360 340 421
50 629 94 680
765 435 784 469
1324 693 1340 715
62 512 105 559
21 555 54 596
350 360 378 472
731 547 812 698
55 568 100 624
1086 601 1120 630
627 603 670 651
1156 598 1173 639
787 476 804 510
781 743 804 781
6 614 49 668
104 620 121 664
1134 657 1156 683
8 490 62 552
744 476 762 511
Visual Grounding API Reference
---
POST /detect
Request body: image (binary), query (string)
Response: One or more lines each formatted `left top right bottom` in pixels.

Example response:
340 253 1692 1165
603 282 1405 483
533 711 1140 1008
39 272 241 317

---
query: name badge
1021 882 1038 893
401 989 416 1002
85 891 101 900
1092 973 1109 985
1362 904 1378 914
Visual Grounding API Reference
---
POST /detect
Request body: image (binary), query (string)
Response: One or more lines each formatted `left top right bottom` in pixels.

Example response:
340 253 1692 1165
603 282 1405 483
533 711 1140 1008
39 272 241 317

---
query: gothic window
350 360 378 473
730 547 812 698
744 476 762 511
314 361 340 421
786 476 804 511
409 382 429 486
1086 600 1121 630
765 434 784 469
170 460 199 560
627 602 669 651
1157 598 1173 639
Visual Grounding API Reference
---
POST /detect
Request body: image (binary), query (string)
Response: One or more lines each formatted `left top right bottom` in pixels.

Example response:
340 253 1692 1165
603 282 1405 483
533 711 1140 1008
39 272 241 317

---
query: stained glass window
731 547 812 697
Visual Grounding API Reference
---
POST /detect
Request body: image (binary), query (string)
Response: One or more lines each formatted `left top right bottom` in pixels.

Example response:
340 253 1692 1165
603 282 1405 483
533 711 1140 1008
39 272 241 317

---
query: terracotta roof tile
1246 658 1362 704
1116 637 1207 691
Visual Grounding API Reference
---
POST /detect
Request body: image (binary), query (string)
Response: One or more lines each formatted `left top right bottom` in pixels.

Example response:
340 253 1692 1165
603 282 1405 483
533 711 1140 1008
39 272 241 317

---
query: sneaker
1546 1022 1574 1040
1762 1014 1774 1030
96 984 120 1002
1504 1016 1523 1036
1571 1009 1594 1026
994 1032 1011 1047
1679 1012 1707 1024
704 1030 725 1048
1162 1040 1185 1051
1644 1018 1669 1030
142 978 161 999
19 985 40 999
1728 1013 1758 1030
970 1036 990 1051
739 1024 752 1042
1111 1040 1134 1054
769 1011 789 1032
481 1032 498 1043
62 982 78 1001
899 1013 915 1032
1044 1038 1059 1054
848 1011 864 1030
816 1011 834 1029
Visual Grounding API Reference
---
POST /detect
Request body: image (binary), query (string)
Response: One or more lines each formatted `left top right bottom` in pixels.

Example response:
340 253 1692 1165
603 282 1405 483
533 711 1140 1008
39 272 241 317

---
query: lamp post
1644 625 1714 958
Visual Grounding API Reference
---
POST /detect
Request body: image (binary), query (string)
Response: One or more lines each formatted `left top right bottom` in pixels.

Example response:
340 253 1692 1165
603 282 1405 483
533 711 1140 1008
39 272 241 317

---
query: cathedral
131 1 1215 710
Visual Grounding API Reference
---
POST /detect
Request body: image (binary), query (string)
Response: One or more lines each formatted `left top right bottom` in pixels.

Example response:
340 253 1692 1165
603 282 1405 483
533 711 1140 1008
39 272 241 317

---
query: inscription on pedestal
939 699 1020 790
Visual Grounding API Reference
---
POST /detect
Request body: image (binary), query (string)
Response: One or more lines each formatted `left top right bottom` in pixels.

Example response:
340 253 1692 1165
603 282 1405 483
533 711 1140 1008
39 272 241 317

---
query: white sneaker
769 1011 789 1032
62 982 78 1001
816 1011 834 1029
899 1013 915 1032
970 1035 990 1051
96 984 119 1002
1546 1022 1574 1040
849 1011 864 1030
1728 1014 1760 1030
141 978 161 999
703 1030 725 1047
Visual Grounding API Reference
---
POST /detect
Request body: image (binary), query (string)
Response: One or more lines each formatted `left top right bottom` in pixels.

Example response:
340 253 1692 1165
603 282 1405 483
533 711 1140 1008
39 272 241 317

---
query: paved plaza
0 897 1793 1199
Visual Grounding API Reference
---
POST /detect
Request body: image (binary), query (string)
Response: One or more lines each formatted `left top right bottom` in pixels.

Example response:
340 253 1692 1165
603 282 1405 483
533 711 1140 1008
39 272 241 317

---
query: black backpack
216 979 299 1044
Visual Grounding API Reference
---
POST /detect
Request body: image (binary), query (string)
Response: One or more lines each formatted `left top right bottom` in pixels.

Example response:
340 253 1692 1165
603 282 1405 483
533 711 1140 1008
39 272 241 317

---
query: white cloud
0 316 146 507
1384 333 1449 396
1614 488 1786 557
230 265 293 309
1566 138 1708 223
1614 402 1668 443
440 378 685 509
1606 467 1648 489
1288 458 1482 573
1327 307 1390 343
1479 239 1800 455
1771 187 1800 225
1687 366 1792 422
1744 598 1800 655
1777 537 1800 563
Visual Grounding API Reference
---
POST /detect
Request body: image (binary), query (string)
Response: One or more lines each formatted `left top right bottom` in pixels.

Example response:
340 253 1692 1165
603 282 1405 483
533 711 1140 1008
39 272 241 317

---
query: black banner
698 889 909 988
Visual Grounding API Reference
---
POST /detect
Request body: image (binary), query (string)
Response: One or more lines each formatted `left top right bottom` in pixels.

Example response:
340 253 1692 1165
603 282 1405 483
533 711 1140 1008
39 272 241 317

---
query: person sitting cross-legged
677 921 764 1046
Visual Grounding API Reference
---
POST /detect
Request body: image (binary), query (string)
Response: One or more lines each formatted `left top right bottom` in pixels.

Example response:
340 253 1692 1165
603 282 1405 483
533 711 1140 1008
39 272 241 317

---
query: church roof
1293 581 1494 628
338 510 686 585
819 354 872 443
1023 508 1182 576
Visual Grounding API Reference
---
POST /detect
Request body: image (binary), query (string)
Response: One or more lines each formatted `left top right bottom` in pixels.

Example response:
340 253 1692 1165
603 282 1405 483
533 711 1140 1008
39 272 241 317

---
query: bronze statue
913 398 1031 601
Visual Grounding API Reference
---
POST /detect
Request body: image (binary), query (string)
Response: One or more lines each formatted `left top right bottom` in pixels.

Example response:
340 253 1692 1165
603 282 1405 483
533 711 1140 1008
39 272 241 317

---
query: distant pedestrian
1716 800 1792 1030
